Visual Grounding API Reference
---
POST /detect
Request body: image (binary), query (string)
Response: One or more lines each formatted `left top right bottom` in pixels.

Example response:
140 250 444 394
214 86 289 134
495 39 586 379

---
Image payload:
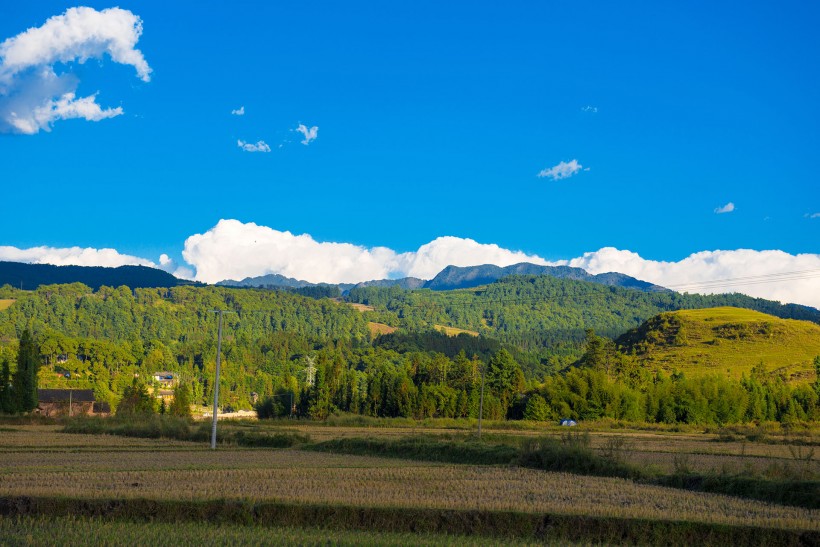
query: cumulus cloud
0 6 150 134
180 220 820 308
714 202 735 214
180 220 549 285
581 105 598 113
805 212 820 219
537 159 584 181
0 244 155 269
231 106 244 116
562 247 820 309
182 220 397 284
237 139 271 152
0 244 195 280
5 222 819 308
295 123 318 145
395 237 549 280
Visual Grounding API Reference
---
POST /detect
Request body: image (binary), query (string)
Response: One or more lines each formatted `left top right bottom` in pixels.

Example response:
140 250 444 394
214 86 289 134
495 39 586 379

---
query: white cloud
0 245 155 269
581 105 598 113
231 106 244 116
537 159 584 181
182 220 397 284
180 220 549 285
0 244 196 280
714 202 735 214
237 139 271 152
394 237 549 280
295 123 318 145
562 247 820 309
806 212 820 219
180 220 820 308
5 222 819 308
0 6 150 134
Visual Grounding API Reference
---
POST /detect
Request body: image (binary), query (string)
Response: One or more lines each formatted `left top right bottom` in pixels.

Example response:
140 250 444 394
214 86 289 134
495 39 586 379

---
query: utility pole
477 362 486 440
209 310 235 449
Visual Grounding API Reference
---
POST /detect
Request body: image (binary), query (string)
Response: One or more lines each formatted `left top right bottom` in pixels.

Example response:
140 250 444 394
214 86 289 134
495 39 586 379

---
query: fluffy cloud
180 220 820 308
806 213 820 219
537 159 583 181
714 202 735 214
394 237 549 280
231 106 244 116
0 244 155 269
581 105 598 113
0 6 150 134
0 244 195 280
180 220 549 285
182 220 397 284
563 247 820 308
5 221 819 308
295 123 318 145
237 139 271 152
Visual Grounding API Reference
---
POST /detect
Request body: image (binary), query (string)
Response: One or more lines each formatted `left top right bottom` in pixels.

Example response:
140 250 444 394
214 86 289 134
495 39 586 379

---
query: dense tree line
0 281 817 424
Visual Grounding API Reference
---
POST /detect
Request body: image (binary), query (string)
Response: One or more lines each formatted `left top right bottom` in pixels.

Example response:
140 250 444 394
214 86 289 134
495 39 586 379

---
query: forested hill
0 261 188 291
348 275 820 371
422 263 668 292
613 307 820 382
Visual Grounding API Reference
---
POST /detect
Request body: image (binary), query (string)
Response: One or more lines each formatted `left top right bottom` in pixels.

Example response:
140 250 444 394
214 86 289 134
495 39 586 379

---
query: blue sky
1 2 819 304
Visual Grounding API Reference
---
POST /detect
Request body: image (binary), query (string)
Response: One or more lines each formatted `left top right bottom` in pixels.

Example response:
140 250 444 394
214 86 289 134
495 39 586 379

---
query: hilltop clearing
616 307 820 382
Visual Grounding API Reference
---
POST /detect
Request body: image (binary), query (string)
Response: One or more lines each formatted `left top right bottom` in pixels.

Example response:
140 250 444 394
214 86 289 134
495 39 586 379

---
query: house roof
38 389 96 403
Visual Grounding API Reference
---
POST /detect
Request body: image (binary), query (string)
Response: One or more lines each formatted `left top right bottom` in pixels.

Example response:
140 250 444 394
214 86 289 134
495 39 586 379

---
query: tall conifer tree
13 329 40 412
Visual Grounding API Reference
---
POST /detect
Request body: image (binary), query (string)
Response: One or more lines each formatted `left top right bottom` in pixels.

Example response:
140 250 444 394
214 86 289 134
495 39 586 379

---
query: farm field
0 422 818 545
0 516 549 546
0 299 14 311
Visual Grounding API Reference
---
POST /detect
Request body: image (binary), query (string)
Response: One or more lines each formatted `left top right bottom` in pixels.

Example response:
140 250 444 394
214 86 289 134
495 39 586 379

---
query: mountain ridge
0 261 191 291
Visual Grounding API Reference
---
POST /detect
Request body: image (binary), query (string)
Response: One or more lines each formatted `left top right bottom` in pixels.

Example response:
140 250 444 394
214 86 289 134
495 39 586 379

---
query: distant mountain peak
423 262 667 292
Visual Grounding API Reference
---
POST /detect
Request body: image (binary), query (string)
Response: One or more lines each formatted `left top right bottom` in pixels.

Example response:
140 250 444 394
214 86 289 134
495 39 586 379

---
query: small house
152 372 177 388
37 389 96 417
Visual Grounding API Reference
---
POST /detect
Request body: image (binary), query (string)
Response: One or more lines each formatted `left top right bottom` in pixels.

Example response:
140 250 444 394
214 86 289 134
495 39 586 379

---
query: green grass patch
656 474 820 510
0 515 537 547
307 435 518 465
1 496 815 546
618 307 820 382
63 416 309 448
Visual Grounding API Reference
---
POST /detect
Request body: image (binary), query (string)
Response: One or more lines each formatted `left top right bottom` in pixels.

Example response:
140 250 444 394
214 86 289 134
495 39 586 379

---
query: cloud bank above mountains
2 219 819 308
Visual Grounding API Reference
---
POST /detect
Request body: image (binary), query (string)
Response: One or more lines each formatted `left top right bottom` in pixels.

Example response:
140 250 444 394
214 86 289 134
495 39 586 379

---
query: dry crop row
1 451 817 531
1 516 536 547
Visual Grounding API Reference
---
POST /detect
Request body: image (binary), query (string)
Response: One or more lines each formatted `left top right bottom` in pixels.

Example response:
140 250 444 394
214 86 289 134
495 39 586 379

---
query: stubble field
0 420 817 545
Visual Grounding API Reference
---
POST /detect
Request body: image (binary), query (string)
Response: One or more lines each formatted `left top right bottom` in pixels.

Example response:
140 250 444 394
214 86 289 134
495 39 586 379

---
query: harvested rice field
0 424 817 545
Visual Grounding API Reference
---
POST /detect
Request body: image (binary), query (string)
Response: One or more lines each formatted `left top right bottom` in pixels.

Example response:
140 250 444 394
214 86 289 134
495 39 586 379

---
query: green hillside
616 307 820 383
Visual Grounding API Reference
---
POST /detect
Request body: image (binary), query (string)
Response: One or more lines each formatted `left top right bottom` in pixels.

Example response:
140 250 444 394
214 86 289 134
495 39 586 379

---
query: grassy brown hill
616 307 820 383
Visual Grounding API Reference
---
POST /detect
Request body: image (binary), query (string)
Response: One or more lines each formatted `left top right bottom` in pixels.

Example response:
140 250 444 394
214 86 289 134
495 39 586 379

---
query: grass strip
1 496 815 546
305 436 518 465
656 474 820 510
0 515 542 547
63 416 309 448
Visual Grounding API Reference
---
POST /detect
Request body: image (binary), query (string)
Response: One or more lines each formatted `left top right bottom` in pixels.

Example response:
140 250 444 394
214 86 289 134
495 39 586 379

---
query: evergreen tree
486 349 525 413
117 380 155 416
169 383 193 418
0 358 11 413
13 329 40 412
523 393 550 421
